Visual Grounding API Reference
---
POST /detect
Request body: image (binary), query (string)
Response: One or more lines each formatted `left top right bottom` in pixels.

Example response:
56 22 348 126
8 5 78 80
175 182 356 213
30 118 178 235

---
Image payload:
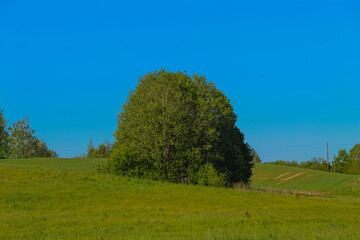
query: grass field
0 158 104 172
251 163 360 192
1 166 360 240
1 159 360 239
1 158 359 192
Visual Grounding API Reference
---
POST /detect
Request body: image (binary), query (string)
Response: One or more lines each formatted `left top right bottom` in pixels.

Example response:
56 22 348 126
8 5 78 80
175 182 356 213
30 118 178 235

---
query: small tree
8 117 58 158
87 138 96 158
0 109 10 159
9 117 38 158
251 149 262 163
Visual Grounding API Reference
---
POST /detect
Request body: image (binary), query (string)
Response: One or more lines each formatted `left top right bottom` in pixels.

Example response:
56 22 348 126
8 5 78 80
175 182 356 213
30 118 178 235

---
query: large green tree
107 70 253 185
0 108 10 159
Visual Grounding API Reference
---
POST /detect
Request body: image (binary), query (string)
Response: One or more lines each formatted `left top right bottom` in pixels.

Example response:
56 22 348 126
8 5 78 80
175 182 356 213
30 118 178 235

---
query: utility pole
327 142 329 172
333 154 336 173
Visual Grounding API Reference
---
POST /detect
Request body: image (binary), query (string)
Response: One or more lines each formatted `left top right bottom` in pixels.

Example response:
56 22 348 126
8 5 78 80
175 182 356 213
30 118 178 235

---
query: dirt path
279 172 305 183
274 172 291 179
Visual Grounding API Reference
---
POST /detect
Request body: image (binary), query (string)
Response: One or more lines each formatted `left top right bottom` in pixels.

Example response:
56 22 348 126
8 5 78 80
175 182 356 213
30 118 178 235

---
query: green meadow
251 163 360 192
0 158 103 172
1 159 360 239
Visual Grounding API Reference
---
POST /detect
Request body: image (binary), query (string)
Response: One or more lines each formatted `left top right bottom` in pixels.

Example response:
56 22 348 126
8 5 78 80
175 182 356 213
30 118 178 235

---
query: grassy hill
0 157 104 172
1 158 359 192
251 163 360 192
1 159 359 193
1 166 360 239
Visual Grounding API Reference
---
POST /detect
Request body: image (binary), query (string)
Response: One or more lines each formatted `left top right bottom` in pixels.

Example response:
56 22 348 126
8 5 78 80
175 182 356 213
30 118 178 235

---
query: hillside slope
251 163 360 191
1 159 359 192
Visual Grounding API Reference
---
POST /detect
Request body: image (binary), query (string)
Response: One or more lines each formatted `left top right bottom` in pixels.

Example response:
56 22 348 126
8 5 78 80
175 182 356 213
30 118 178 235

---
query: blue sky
1 0 359 161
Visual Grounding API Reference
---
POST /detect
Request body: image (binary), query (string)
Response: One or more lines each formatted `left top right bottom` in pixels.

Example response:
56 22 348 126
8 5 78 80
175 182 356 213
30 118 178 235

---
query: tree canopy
8 117 58 158
87 138 112 158
348 144 360 174
333 149 351 174
331 145 360 174
106 70 253 185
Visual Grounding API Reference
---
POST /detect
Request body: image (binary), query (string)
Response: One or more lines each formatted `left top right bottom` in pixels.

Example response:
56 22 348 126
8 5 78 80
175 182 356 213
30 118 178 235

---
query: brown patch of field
279 172 305 183
274 172 291 179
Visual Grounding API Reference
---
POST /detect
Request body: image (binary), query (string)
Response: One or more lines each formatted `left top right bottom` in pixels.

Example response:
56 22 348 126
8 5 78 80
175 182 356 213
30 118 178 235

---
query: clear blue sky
1 0 359 161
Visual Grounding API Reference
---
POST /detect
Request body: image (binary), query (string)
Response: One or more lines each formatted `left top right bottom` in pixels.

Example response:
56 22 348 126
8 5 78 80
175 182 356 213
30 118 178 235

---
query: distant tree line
333 144 360 174
86 138 112 158
267 143 360 174
0 108 58 159
267 157 328 172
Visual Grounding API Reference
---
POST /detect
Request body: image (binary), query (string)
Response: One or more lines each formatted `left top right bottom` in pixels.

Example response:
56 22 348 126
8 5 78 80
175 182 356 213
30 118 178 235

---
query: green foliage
87 138 112 158
251 148 261 163
333 149 351 174
108 70 253 185
87 138 96 158
0 108 10 159
268 157 328 172
8 117 58 158
96 159 112 173
196 162 226 187
9 117 37 158
269 160 299 167
298 157 327 171
348 144 360 174
332 145 360 175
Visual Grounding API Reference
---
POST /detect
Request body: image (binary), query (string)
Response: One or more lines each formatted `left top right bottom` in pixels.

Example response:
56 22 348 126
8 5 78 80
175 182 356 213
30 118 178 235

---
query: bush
96 160 112 174
196 162 226 187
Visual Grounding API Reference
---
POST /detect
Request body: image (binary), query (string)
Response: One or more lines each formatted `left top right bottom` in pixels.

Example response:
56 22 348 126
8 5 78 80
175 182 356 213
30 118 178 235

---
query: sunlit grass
1 166 360 239
251 163 360 191
0 158 104 172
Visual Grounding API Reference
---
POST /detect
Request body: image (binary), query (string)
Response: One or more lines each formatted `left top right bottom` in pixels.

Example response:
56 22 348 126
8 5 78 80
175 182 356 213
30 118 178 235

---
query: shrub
196 162 226 187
